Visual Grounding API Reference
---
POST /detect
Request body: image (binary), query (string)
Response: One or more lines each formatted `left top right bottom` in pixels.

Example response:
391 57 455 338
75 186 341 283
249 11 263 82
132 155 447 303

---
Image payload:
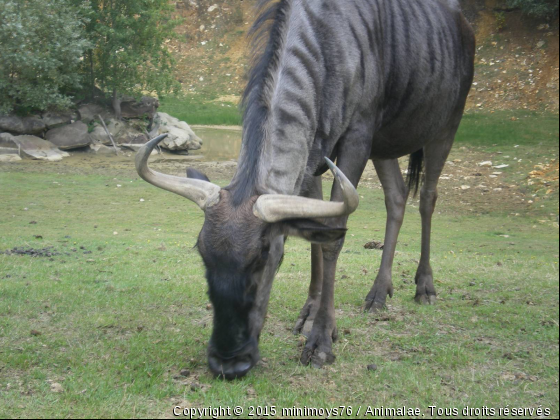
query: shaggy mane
228 0 292 206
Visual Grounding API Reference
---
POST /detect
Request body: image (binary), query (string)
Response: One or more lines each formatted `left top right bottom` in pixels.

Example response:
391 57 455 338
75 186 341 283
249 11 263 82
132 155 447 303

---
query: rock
89 119 126 145
78 104 110 124
41 111 74 129
154 112 202 151
120 96 159 120
115 126 146 145
0 115 46 135
367 364 378 371
46 121 92 150
0 154 21 162
89 144 117 155
89 125 111 144
478 161 492 167
9 135 69 161
0 134 21 161
0 132 19 150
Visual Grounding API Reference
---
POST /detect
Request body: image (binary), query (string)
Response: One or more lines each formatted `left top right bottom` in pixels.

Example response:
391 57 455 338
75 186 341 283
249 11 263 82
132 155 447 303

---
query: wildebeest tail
407 149 424 197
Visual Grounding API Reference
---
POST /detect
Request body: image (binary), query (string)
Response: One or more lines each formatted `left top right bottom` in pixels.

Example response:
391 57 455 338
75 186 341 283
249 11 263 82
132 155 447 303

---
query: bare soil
168 0 559 112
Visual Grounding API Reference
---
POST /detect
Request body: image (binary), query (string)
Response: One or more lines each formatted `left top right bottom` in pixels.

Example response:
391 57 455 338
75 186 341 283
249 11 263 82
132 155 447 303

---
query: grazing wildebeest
136 0 475 379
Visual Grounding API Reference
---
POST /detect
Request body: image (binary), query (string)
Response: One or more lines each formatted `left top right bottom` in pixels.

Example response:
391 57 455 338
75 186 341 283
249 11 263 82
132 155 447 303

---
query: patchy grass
0 114 558 418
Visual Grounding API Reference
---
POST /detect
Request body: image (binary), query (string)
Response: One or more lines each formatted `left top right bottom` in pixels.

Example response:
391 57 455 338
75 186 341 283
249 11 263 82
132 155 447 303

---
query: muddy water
191 127 242 161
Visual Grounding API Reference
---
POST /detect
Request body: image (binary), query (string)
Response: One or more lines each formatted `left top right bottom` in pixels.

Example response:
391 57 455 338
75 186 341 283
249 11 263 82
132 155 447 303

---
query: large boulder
0 133 21 161
89 119 127 145
0 115 46 135
45 121 92 150
89 143 117 155
41 111 76 129
78 104 111 124
153 112 202 151
120 96 159 120
9 134 69 161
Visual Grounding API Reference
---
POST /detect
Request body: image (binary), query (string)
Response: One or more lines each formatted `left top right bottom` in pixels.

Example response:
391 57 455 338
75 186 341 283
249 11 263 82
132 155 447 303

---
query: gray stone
78 104 111 124
0 154 22 162
0 132 21 161
116 128 146 145
120 96 159 120
0 115 46 135
89 143 117 155
0 132 19 150
154 112 202 151
10 135 69 161
41 111 74 129
46 121 92 150
90 119 127 145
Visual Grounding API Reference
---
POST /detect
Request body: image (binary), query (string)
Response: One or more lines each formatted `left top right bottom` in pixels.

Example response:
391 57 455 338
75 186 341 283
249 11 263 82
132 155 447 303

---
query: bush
506 0 559 19
0 0 90 114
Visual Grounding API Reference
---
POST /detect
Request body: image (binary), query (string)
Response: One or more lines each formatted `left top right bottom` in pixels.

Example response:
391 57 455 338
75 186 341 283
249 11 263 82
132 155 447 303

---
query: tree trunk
89 51 95 101
112 88 122 120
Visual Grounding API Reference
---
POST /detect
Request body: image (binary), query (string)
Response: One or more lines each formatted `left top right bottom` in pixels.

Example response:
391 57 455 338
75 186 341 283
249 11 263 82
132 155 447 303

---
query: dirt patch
529 160 559 191
4 247 60 258
167 0 560 113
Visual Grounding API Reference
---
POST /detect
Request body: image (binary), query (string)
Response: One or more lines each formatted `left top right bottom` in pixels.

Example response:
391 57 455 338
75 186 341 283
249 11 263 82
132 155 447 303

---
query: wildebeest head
136 135 358 379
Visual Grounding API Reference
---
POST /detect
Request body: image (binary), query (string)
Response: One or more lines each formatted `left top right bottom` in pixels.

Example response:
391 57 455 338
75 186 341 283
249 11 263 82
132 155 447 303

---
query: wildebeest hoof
364 299 386 313
300 324 337 368
364 281 393 313
414 294 437 305
293 298 320 336
300 346 336 368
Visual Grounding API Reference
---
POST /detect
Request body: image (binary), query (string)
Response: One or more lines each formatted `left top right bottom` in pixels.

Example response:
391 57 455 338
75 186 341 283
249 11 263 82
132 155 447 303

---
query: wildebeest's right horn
253 158 359 223
135 135 221 211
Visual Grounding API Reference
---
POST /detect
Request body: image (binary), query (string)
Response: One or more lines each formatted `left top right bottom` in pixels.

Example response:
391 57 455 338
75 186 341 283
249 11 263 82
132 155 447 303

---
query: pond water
190 127 242 161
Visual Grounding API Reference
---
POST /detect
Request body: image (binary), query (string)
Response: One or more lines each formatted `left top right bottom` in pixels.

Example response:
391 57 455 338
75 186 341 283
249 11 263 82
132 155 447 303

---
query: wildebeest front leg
300 138 370 368
300 228 345 368
294 176 324 336
414 139 453 304
365 159 409 312
293 243 323 336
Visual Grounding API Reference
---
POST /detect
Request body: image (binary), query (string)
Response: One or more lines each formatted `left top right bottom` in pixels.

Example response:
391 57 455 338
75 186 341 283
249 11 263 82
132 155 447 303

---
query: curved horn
135 134 221 210
253 158 359 223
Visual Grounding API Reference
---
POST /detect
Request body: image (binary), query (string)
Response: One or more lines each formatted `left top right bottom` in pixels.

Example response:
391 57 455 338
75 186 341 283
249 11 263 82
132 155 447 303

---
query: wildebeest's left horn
253 158 359 223
135 134 221 210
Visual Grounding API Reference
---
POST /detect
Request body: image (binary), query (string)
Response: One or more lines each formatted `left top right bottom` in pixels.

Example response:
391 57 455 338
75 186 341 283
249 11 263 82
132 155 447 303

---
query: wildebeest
136 0 475 379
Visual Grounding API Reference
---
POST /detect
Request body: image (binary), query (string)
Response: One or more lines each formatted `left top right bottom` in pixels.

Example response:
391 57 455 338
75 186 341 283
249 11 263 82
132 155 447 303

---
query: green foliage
494 11 507 31
77 0 181 102
506 0 559 19
0 0 90 114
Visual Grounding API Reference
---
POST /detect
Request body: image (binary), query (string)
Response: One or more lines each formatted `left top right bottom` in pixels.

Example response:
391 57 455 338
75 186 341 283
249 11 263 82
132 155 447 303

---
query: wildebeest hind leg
365 159 409 312
414 138 454 305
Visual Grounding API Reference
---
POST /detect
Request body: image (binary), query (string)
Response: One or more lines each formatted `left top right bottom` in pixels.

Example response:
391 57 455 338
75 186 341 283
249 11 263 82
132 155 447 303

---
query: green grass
159 95 242 126
456 110 559 149
0 113 558 418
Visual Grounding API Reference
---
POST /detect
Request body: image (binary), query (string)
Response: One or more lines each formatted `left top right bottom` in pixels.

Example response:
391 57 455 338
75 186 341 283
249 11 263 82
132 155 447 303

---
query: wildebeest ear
282 219 346 244
187 167 211 182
